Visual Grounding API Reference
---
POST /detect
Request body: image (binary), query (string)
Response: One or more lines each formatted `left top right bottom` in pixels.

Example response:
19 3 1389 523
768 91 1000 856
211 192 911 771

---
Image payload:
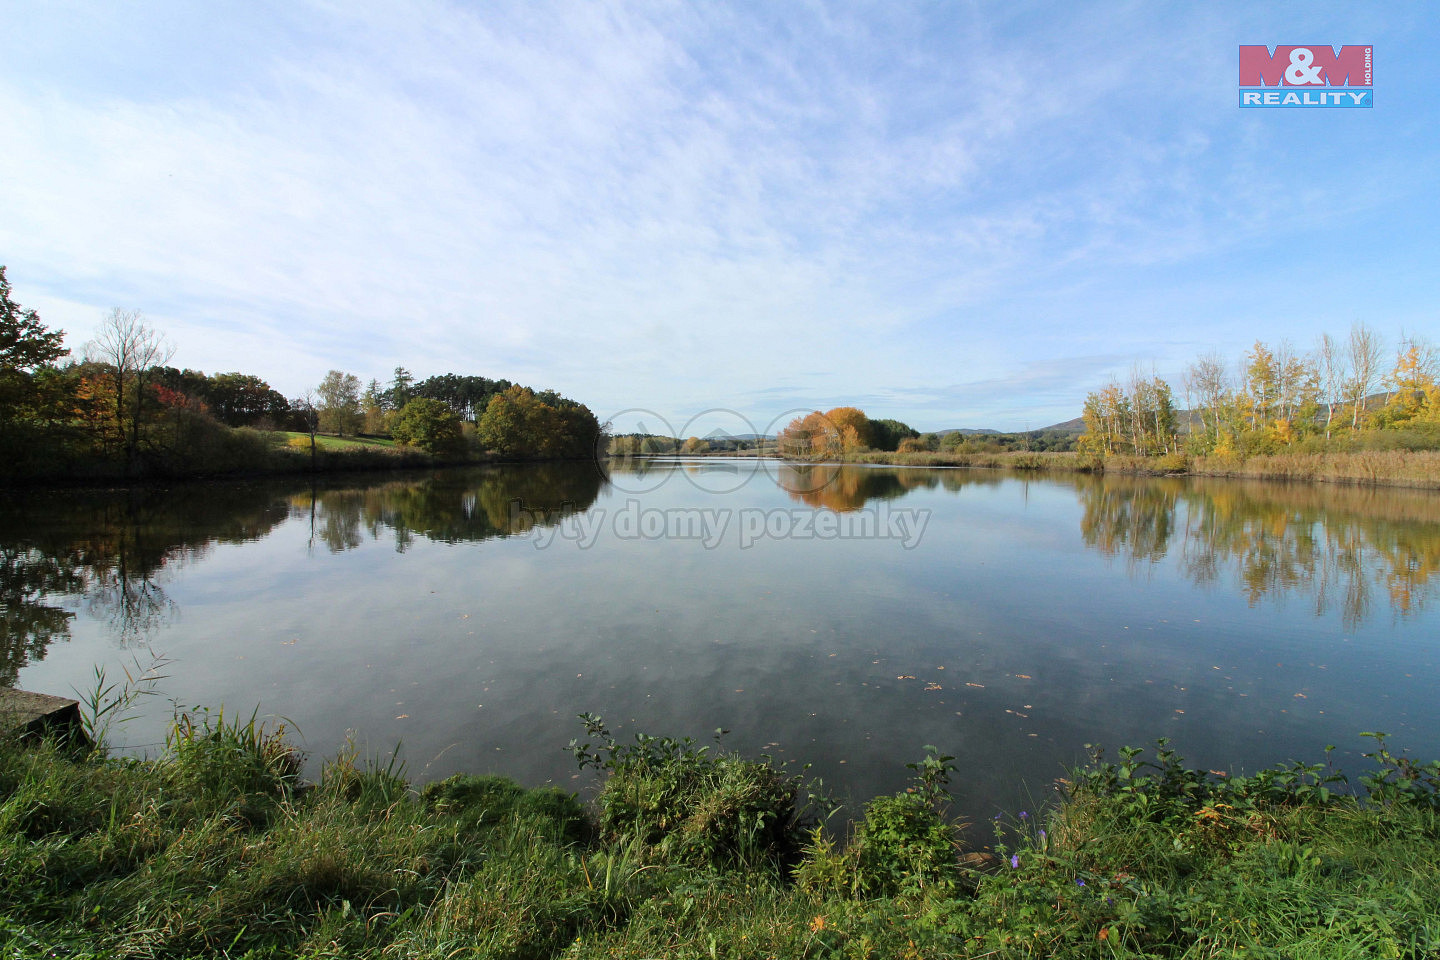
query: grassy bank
3 711 1439 958
0 422 456 484
833 446 1440 489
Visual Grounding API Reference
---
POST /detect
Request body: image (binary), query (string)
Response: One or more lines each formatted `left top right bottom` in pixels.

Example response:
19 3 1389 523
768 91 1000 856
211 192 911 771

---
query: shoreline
814 448 1440 490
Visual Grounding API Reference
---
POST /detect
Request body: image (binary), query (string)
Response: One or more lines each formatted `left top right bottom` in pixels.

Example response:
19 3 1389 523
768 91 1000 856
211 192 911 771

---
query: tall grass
850 450 1094 471
840 446 1440 489
3 716 1439 958
1191 449 1440 488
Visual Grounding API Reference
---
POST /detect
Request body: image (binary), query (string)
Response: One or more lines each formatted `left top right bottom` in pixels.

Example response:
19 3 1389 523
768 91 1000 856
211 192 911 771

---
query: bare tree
84 309 174 464
292 390 320 468
1316 333 1345 439
1344 322 1384 430
1183 353 1229 449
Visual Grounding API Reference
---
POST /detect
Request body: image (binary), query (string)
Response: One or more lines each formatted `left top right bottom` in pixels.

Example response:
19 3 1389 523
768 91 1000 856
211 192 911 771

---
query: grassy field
276 432 400 451
3 710 1438 959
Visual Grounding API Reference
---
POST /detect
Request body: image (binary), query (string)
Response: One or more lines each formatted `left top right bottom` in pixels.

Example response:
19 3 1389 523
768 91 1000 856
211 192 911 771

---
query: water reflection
1 465 605 680
776 463 1000 511
1077 476 1440 627
0 485 292 679
5 465 1438 691
293 463 606 553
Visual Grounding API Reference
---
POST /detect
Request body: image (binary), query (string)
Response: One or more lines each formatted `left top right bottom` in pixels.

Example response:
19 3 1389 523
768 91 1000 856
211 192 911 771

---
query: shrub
568 715 810 870
799 746 965 899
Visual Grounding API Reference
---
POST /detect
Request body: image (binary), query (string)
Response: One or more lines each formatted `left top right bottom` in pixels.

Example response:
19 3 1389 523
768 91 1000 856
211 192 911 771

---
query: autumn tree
316 370 363 435
776 407 874 457
1080 381 1128 455
1375 336 1440 426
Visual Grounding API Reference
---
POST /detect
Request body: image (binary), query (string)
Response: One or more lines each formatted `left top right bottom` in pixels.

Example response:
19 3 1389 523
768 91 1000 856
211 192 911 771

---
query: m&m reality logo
1239 45 1372 108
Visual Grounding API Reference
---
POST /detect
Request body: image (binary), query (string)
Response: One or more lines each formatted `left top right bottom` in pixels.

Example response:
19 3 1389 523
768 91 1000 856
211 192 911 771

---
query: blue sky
2 2 1435 434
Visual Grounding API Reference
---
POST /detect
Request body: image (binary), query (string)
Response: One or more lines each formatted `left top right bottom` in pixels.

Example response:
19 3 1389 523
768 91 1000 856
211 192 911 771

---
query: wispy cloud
2 1 1435 431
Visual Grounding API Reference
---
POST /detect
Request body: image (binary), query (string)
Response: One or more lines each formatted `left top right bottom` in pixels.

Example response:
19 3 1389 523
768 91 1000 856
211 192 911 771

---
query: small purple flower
1010 854 1020 869
1075 879 1085 887
1039 829 1047 841
1019 810 1029 820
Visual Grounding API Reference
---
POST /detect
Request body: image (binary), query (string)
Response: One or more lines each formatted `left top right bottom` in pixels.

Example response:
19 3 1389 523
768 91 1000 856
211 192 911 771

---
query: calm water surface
5 460 1439 819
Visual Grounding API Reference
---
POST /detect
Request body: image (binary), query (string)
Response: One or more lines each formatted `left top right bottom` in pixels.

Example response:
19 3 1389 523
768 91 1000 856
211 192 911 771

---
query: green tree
203 372 290 427
0 266 67 371
390 397 464 454
870 418 919 452
476 386 599 458
0 266 69 431
387 366 415 409
316 370 362 435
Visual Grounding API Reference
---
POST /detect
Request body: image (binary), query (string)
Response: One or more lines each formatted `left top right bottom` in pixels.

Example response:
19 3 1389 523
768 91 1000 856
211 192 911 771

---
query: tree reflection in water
292 463 605 553
1077 476 1440 628
0 464 606 681
0 485 291 682
776 464 1001 512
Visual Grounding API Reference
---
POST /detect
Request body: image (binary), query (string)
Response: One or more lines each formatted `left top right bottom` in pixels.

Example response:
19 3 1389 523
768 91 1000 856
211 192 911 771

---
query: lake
5 460 1439 821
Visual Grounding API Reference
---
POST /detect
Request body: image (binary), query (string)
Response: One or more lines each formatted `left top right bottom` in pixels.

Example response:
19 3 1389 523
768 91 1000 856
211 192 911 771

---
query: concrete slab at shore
0 687 85 743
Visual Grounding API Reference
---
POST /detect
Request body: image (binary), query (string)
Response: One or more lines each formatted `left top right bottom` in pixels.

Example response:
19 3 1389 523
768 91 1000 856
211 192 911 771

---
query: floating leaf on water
966 682 985 688
1014 674 1033 680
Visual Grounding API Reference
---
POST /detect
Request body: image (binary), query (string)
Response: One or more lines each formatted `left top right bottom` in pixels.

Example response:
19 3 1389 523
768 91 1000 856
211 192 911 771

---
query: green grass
276 431 400 451
3 715 1439 959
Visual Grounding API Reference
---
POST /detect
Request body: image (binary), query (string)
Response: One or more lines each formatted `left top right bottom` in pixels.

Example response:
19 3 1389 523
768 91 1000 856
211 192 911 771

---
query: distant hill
934 427 1001 436
1039 417 1086 435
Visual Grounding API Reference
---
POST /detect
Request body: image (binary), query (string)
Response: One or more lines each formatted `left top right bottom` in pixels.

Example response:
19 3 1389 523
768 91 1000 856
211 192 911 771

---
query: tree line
0 266 601 478
773 407 1074 456
1083 324 1440 458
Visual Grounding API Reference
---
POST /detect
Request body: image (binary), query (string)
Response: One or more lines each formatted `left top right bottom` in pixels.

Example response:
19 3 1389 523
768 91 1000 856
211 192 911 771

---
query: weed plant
3 710 1440 959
